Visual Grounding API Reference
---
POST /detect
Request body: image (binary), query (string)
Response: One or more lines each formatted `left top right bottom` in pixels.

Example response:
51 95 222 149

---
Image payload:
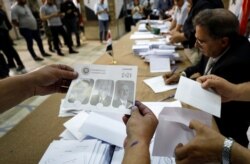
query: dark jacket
182 0 224 48
184 35 250 147
0 9 12 32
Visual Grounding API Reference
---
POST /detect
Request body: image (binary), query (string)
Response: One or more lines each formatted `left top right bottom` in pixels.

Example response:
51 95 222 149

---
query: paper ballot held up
175 76 221 117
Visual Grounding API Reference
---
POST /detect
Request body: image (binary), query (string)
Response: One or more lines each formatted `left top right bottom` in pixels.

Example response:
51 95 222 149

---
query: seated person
157 0 174 19
169 0 223 47
168 0 189 33
132 0 144 25
165 8 250 147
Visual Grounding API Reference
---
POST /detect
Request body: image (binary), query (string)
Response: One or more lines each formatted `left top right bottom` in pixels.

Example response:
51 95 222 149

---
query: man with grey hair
164 8 250 147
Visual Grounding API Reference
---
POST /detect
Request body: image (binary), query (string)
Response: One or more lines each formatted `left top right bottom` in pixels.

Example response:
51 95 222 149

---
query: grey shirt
40 4 62 27
11 4 37 30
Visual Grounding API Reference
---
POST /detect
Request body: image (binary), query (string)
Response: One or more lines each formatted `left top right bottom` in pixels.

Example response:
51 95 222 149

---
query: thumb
189 120 203 133
130 106 141 118
175 143 187 160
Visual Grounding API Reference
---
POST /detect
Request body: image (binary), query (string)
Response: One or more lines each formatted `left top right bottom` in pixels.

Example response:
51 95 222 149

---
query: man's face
195 25 227 58
100 0 104 4
174 0 183 8
120 85 129 100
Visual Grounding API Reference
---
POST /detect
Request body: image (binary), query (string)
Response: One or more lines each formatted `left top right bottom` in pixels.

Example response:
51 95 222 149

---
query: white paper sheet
144 76 178 93
63 111 89 140
59 130 77 140
142 101 182 118
175 76 221 117
88 140 102 164
79 112 126 147
150 57 171 73
39 139 98 164
153 107 212 157
62 64 137 115
130 33 163 40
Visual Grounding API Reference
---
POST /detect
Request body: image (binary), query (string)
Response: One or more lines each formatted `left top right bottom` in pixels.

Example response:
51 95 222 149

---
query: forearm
231 142 250 163
234 82 250 101
97 10 105 15
177 32 186 42
40 13 56 21
169 20 176 31
122 141 150 164
0 74 34 113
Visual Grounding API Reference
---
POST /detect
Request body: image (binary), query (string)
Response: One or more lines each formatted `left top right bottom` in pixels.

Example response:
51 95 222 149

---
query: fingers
135 101 154 116
57 86 69 93
53 64 74 71
197 75 219 87
189 120 202 129
164 75 179 85
57 68 78 80
122 115 130 125
175 143 188 161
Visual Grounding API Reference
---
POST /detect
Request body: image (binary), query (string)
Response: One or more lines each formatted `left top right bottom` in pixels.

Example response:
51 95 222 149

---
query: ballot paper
147 49 175 56
61 64 137 115
79 112 126 147
150 57 171 73
63 111 89 140
139 19 164 24
175 76 221 117
153 107 212 157
59 129 77 140
144 75 178 93
111 142 176 164
143 53 181 63
39 139 99 164
142 101 182 118
130 33 163 40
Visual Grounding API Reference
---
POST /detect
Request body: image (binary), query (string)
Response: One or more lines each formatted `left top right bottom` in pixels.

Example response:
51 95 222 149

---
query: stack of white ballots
39 139 114 164
40 101 184 164
39 111 126 164
130 31 163 40
132 39 177 58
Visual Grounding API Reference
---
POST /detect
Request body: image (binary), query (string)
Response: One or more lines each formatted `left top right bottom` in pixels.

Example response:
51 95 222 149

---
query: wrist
14 74 35 98
23 72 38 96
222 137 234 164
125 138 150 149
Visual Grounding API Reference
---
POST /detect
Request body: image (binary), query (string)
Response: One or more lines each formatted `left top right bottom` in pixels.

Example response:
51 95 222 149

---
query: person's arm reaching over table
175 120 250 164
0 64 78 113
122 101 158 164
197 74 250 102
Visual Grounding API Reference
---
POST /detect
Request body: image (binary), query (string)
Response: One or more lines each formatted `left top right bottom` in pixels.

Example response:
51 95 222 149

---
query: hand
123 101 158 147
27 64 78 96
163 72 180 85
169 31 185 44
197 75 237 102
175 120 225 164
